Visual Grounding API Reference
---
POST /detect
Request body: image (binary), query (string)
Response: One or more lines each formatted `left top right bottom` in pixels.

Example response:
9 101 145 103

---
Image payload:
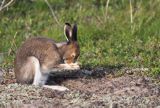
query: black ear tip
73 24 77 29
65 23 71 26
74 22 77 26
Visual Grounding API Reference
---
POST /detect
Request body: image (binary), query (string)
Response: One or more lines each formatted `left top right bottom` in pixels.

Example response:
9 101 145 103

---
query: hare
14 23 80 91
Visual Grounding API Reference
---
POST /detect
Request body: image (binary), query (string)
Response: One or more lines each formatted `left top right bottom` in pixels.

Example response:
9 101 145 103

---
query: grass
0 0 160 76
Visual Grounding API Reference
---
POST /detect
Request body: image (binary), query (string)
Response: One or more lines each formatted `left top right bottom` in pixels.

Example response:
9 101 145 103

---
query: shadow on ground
47 64 124 85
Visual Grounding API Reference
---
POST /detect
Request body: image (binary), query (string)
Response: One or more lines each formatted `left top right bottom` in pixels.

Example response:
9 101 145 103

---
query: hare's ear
72 24 77 41
64 23 72 41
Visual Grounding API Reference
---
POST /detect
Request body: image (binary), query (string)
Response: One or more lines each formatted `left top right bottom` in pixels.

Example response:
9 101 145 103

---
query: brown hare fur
14 23 80 91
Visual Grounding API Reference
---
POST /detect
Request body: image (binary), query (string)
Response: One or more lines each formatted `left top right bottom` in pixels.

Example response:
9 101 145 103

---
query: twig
44 0 62 27
105 0 110 22
8 32 17 56
0 0 14 11
129 0 133 24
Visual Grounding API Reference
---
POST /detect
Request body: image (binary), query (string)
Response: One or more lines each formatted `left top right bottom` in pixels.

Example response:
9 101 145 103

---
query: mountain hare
14 23 80 91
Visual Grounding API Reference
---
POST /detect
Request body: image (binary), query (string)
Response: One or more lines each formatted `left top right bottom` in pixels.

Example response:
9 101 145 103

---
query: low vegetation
0 0 160 77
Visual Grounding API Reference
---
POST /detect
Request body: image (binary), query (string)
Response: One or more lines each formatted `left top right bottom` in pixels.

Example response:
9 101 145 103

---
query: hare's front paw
70 63 80 70
57 63 80 70
58 63 80 70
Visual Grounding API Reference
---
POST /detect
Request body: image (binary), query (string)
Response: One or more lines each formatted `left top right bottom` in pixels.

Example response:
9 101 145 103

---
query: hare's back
15 37 61 65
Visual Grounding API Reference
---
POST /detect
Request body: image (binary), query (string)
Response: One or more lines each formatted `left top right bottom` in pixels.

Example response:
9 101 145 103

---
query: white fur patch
29 56 48 86
55 42 67 48
43 85 69 91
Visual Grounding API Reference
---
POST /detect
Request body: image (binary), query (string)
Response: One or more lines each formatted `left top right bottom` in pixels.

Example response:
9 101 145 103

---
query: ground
0 67 160 108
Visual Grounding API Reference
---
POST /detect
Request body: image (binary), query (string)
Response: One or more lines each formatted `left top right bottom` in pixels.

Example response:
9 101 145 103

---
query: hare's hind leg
28 56 48 86
43 85 69 91
15 57 36 84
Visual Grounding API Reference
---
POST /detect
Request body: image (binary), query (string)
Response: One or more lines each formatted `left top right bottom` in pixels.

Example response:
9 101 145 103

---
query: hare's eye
63 57 69 60
71 55 75 58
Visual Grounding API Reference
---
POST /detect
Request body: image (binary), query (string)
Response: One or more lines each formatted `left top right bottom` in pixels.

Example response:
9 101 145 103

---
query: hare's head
62 23 80 64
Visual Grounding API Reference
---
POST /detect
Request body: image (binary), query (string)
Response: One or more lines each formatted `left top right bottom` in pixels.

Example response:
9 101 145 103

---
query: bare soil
0 67 160 108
